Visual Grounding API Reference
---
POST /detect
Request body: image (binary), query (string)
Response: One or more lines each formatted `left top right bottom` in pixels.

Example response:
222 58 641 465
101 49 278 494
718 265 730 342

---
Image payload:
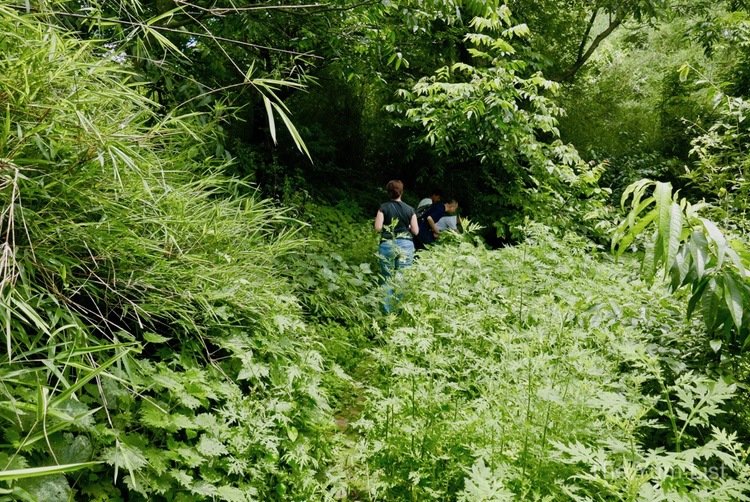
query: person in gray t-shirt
435 200 460 232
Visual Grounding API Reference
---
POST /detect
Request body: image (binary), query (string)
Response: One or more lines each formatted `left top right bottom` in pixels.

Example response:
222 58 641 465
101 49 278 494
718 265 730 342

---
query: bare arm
374 210 384 232
410 213 419 235
427 216 439 237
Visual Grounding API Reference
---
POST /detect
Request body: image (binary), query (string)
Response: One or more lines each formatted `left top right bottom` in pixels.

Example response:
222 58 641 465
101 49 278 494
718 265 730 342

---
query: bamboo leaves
249 72 311 160
0 462 102 481
0 7 335 499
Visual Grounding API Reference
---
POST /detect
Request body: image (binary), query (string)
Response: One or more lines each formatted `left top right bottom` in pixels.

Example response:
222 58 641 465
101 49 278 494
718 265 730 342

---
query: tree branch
173 0 378 16
34 9 322 58
560 12 623 82
576 9 598 64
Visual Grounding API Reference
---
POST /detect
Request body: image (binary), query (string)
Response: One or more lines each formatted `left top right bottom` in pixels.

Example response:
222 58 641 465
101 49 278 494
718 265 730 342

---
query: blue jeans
378 238 414 313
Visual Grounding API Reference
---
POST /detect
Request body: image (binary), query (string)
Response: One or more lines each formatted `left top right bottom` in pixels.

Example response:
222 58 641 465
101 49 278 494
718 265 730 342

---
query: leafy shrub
613 180 750 351
685 91 750 229
602 152 683 199
395 5 609 241
301 201 377 266
0 8 346 499
345 225 750 500
281 201 381 325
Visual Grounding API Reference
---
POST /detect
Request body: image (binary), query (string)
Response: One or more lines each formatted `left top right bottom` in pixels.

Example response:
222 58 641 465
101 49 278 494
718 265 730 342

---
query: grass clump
0 7 345 499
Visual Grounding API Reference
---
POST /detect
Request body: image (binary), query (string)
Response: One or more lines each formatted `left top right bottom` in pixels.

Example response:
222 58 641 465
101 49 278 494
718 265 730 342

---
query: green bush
0 8 345 499
345 225 750 500
280 201 380 325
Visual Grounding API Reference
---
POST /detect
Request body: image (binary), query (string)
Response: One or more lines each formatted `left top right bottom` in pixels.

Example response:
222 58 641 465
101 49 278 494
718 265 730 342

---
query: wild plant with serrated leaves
281 201 381 327
553 359 750 500
346 224 750 500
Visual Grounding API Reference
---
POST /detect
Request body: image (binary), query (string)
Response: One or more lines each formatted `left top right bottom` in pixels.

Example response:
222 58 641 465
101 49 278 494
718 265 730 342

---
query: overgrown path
315 228 750 499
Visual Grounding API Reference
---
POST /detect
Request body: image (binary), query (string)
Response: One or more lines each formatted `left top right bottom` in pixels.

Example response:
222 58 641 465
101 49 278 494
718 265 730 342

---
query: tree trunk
559 12 623 82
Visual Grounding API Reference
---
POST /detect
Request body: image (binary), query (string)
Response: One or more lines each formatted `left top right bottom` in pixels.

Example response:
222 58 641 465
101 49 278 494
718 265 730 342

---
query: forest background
2 0 750 500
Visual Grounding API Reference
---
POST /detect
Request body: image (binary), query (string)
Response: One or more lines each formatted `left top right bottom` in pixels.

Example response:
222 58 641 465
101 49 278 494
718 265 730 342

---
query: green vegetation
351 226 750 499
1 0 750 500
0 8 341 499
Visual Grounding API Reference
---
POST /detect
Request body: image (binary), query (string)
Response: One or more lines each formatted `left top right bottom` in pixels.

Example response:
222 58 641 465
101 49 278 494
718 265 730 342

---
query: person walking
374 180 419 313
416 198 459 249
435 200 460 232
417 188 443 212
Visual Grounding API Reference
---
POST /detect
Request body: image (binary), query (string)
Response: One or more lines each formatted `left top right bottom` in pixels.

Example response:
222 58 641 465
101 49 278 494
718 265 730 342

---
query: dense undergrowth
1 5 750 501
0 9 346 500
325 225 750 500
287 200 750 499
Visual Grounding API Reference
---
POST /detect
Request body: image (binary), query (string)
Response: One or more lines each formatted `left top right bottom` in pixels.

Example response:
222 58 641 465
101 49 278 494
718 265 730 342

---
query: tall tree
396 5 608 239
507 0 670 80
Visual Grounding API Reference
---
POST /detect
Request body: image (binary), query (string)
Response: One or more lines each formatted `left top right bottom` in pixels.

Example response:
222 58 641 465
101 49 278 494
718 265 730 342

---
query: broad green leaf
143 332 170 344
629 196 656 227
723 274 744 330
726 247 746 278
612 206 656 256
687 279 709 319
678 63 691 82
665 201 683 271
700 218 728 268
17 474 71 501
287 426 298 442
620 178 653 211
700 279 721 332
653 182 674 266
688 231 709 279
669 245 690 291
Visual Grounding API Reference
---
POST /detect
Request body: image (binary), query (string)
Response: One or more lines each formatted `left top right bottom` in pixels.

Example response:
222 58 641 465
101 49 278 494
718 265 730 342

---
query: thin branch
560 12 623 82
182 9 245 78
174 0 377 15
575 9 598 65
13 7 323 58
174 0 325 14
302 0 379 14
